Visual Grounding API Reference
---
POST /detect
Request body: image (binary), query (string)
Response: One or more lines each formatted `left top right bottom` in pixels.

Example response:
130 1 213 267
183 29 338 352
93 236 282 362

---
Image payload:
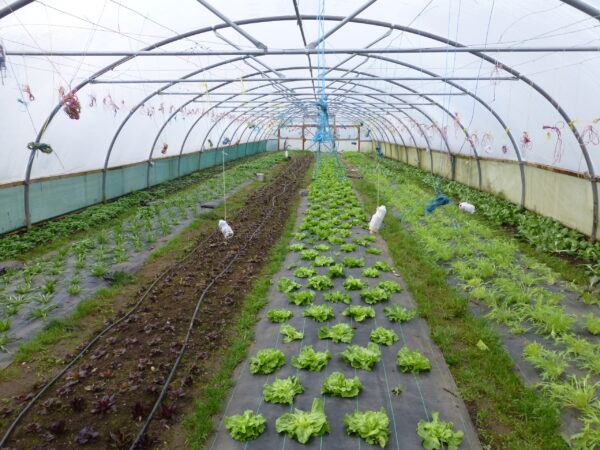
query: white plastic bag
459 202 476 214
369 205 387 234
218 219 234 239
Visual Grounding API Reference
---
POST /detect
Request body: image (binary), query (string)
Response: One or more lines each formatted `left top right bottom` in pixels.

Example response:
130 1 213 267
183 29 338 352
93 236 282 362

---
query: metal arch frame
149 71 418 172
156 66 465 181
19 14 497 200
102 55 254 200
9 13 596 236
176 82 314 177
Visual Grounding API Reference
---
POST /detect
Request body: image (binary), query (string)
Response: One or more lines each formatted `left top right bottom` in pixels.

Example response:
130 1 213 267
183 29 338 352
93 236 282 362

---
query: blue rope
425 194 451 215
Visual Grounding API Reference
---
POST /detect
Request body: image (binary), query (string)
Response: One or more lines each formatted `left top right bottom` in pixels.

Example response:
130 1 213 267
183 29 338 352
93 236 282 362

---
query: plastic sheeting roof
1 1 600 194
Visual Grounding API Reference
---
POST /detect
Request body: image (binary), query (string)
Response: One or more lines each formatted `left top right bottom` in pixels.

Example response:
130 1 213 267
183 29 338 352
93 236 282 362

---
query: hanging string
222 148 227 221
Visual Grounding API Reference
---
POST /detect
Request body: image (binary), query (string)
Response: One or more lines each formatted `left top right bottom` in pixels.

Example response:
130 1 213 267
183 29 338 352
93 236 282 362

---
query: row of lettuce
222 155 464 449
347 152 599 449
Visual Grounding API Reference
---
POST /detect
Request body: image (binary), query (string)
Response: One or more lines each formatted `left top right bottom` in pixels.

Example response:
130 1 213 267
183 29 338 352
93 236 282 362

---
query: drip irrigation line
0 157 305 447
0 223 219 447
129 158 306 448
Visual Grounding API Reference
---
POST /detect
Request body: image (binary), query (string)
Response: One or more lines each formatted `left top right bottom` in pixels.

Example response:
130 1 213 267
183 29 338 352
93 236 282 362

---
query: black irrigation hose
129 158 305 448
0 225 220 447
0 155 308 448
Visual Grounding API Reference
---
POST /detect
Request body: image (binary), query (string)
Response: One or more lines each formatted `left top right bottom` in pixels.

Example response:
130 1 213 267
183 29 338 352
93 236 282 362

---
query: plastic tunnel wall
0 141 268 235
2 0 600 243
377 141 600 241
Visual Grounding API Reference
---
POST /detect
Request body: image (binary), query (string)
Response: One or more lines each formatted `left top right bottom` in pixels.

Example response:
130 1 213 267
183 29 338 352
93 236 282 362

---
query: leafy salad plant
384 304 416 323
288 290 315 306
396 347 431 374
278 277 301 294
321 371 363 398
344 408 390 448
249 349 286 375
416 411 464 450
307 275 334 290
370 327 399 346
280 324 304 343
276 398 330 444
292 345 332 371
303 304 335 322
318 323 354 343
341 343 381 370
344 276 368 291
343 305 376 322
267 309 293 323
224 410 267 441
323 290 352 304
263 376 304 404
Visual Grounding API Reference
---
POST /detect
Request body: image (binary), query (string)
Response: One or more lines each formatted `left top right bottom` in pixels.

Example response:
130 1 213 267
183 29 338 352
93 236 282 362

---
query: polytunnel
0 1 600 449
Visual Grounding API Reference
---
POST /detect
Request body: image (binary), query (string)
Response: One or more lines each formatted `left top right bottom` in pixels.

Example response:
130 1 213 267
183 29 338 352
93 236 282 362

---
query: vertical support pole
357 125 361 152
277 126 281 151
302 122 306 151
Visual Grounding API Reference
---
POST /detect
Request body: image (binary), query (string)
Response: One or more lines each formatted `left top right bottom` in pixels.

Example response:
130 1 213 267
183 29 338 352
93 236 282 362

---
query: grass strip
349 160 567 450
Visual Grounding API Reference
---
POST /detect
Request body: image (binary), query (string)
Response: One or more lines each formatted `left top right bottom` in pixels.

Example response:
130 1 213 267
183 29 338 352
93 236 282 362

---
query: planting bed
209 155 481 449
0 153 312 448
346 153 599 449
0 152 286 365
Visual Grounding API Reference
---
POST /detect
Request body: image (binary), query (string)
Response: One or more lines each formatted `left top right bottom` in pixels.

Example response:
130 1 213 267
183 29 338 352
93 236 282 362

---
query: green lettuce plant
321 371 363 398
276 398 330 444
292 345 331 371
344 408 390 448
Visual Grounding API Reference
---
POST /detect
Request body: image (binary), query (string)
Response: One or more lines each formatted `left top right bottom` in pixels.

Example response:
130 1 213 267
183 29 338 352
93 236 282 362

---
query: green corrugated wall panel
199 149 217 169
149 158 178 187
0 141 268 235
179 153 199 176
29 173 103 224
105 164 147 200
0 185 25 233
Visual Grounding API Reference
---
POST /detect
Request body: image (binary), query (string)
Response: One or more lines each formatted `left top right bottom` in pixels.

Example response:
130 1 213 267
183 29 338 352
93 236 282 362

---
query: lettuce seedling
360 287 391 304
288 243 306 252
276 398 330 444
323 291 352 304
224 410 267 441
267 309 293 323
289 290 315 306
328 264 346 278
396 347 431 374
280 324 304 343
340 243 357 253
313 256 335 267
300 249 320 260
249 349 286 375
344 276 368 291
374 261 393 272
263 376 304 404
322 371 362 398
416 411 463 450
343 305 376 322
341 343 381 370
366 247 383 255
370 327 399 346
278 277 301 294
344 408 390 448
318 323 354 343
343 257 365 268
383 304 416 323
292 346 331 371
315 244 331 252
294 267 317 278
303 304 335 322
377 280 403 294
362 268 380 278
307 275 334 290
